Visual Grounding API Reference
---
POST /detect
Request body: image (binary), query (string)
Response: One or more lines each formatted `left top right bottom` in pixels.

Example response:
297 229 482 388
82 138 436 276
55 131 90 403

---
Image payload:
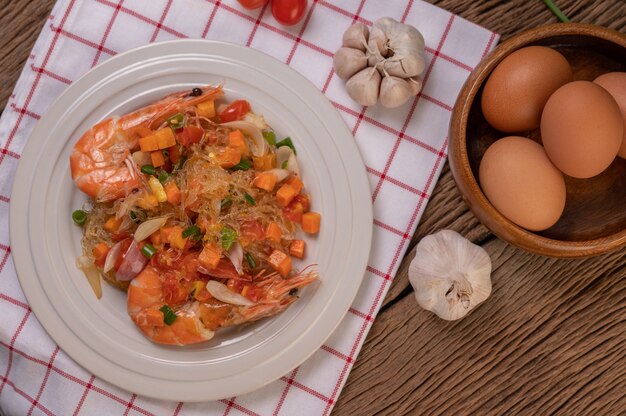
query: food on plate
541 80 623 178
409 230 491 321
70 85 320 345
594 72 626 158
479 136 566 231
334 18 425 108
271 0 307 26
481 46 572 132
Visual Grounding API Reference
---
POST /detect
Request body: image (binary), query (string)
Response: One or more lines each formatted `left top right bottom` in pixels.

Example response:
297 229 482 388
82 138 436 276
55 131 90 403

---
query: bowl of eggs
449 23 626 257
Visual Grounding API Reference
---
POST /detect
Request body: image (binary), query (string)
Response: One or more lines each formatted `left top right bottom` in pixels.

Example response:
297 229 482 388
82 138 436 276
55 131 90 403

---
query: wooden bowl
449 23 626 258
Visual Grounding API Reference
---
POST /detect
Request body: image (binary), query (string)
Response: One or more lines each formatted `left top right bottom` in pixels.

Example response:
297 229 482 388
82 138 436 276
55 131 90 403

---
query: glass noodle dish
69 85 320 346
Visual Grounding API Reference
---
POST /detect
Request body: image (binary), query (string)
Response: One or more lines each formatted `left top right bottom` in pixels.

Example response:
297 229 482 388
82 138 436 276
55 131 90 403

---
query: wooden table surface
1 1 625 415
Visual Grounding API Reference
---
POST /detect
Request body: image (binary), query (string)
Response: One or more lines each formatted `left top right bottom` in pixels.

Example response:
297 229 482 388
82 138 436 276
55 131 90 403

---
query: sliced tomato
272 0 307 26
240 220 265 241
176 125 204 146
219 100 251 123
238 0 269 9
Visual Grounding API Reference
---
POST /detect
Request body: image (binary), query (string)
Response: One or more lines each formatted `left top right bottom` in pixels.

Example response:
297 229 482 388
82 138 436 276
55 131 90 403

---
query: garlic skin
409 230 492 321
333 47 368 80
346 67 382 107
342 22 369 51
334 17 426 108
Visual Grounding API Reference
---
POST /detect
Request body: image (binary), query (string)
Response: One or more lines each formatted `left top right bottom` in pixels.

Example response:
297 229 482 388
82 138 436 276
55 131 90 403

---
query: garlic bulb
408 230 492 320
333 17 426 108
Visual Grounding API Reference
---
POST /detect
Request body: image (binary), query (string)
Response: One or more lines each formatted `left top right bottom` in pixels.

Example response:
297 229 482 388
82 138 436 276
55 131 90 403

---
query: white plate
9 40 372 402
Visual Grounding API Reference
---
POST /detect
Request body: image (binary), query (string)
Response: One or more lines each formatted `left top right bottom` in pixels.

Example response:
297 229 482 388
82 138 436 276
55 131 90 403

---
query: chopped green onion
244 193 255 205
157 170 170 183
167 113 185 130
281 160 288 169
276 137 296 154
220 227 237 251
262 130 276 146
129 210 140 224
175 156 187 170
159 305 177 325
182 225 201 240
141 243 157 259
221 197 233 210
72 210 87 226
245 252 256 269
141 164 156 175
231 159 252 171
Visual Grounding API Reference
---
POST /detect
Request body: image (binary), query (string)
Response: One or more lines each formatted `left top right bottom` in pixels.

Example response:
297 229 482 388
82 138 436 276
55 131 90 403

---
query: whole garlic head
333 17 426 108
409 230 492 320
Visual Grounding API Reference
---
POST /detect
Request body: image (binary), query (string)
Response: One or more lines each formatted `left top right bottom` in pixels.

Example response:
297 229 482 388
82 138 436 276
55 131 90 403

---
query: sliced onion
225 242 243 275
287 152 300 177
266 168 290 183
76 256 102 299
220 120 269 157
276 146 291 168
116 240 148 281
132 151 151 166
103 240 124 273
243 112 269 130
134 216 168 241
206 280 255 306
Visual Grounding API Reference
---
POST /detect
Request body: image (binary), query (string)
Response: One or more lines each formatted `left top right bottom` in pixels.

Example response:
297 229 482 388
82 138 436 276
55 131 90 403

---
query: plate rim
9 39 373 401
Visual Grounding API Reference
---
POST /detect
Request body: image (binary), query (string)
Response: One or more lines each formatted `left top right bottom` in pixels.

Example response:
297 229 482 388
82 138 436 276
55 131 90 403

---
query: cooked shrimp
127 265 318 346
70 86 224 202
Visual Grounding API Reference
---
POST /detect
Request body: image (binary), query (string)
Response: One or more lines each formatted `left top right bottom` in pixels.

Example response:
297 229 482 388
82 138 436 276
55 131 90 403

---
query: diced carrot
252 153 276 171
104 216 123 233
144 309 166 327
137 193 159 209
161 226 186 250
198 243 221 270
197 100 216 118
139 134 159 152
228 130 249 156
151 151 166 167
268 250 292 277
92 242 110 268
195 216 212 233
155 128 176 149
168 145 181 164
253 172 277 192
149 231 162 246
215 148 242 168
285 176 304 193
191 280 212 302
265 222 282 243
132 125 154 138
164 181 181 205
289 240 305 259
302 212 321 234
276 184 298 207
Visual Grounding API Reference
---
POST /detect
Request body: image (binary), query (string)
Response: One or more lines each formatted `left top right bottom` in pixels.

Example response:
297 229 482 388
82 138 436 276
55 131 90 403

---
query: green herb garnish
245 252 256 269
244 193 255 205
182 225 201 240
262 130 276 146
141 164 156 175
141 243 157 259
220 227 237 250
167 113 185 130
72 210 87 226
231 159 252 171
276 137 296 154
159 305 177 325
221 197 233 210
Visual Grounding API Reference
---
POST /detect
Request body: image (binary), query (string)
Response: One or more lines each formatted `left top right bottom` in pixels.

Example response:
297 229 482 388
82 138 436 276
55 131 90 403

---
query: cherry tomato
237 0 269 9
272 0 307 26
176 125 204 146
218 100 251 123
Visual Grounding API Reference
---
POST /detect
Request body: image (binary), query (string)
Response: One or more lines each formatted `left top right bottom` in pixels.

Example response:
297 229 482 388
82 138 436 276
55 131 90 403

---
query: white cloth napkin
0 0 498 414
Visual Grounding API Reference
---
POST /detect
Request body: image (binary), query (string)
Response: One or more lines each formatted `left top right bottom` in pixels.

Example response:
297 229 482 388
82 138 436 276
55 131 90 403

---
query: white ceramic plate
10 40 372 402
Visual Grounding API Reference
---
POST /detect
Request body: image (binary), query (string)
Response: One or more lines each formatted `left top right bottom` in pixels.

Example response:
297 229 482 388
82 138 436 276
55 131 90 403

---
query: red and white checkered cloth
0 0 497 414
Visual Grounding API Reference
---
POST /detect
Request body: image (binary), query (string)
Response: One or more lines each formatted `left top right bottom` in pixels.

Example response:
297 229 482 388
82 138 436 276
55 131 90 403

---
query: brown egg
479 136 566 231
481 46 572 132
594 72 626 158
541 81 623 178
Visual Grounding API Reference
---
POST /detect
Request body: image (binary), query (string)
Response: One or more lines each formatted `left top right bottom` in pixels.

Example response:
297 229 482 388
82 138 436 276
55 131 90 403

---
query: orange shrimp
70 86 224 201
127 265 318 346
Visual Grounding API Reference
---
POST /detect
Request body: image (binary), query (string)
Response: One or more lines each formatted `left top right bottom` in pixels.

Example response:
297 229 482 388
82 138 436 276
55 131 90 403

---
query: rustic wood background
0 0 624 415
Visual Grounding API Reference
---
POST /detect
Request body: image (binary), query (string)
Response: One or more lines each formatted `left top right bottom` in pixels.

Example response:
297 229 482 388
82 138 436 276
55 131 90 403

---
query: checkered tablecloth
0 0 497 414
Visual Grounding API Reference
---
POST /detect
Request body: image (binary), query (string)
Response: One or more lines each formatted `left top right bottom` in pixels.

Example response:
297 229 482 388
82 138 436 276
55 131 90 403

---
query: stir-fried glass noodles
70 85 320 345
